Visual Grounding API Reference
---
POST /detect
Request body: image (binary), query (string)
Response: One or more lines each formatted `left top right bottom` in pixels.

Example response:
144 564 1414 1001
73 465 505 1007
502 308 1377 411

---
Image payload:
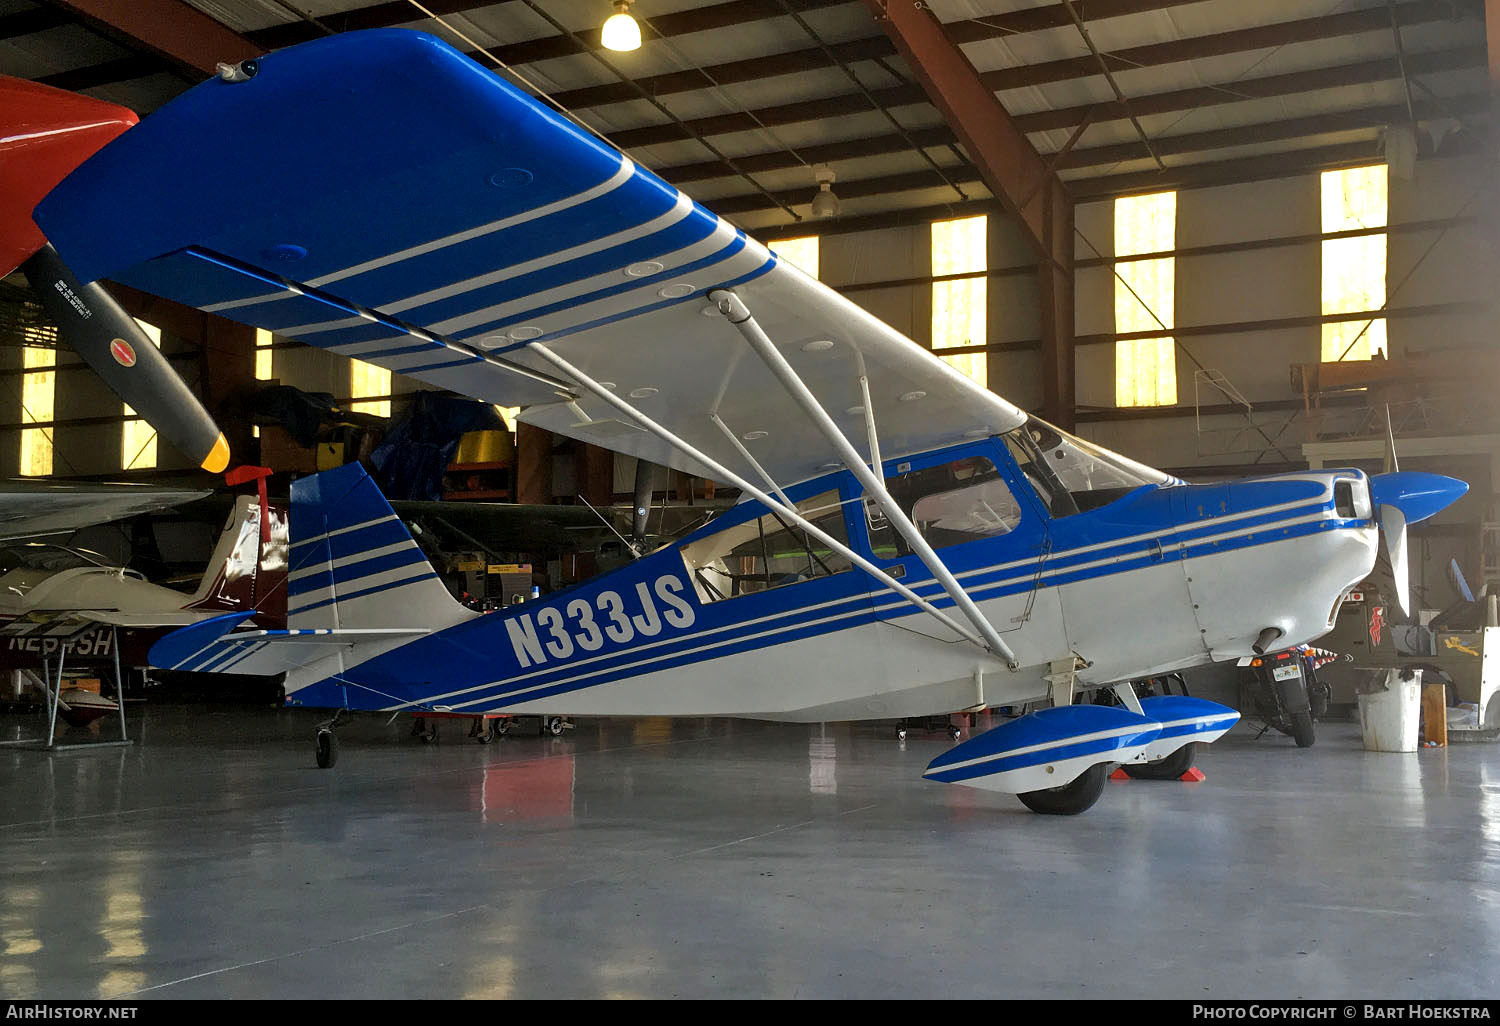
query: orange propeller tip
201 433 230 474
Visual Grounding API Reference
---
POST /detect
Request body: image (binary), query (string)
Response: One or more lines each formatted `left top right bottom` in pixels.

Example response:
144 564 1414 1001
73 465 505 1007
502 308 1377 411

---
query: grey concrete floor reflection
1 704 1498 1000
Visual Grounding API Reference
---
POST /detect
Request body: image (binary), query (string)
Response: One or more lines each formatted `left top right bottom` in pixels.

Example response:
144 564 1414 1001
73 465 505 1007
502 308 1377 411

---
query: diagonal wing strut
710 288 1019 669
526 343 1007 661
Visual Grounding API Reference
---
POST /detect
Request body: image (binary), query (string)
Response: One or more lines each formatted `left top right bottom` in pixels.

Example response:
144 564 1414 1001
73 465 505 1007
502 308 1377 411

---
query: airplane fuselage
280 436 1378 723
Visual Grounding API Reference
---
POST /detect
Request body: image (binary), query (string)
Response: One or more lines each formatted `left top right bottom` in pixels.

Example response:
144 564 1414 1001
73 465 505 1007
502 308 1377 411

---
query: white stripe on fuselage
356 500 1348 712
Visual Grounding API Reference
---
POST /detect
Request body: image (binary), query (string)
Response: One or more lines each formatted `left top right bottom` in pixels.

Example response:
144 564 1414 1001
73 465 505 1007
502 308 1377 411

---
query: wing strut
709 289 1019 669
526 343 1000 657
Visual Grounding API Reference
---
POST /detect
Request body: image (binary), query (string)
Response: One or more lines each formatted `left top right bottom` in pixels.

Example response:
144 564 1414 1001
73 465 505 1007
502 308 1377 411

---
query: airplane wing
388 499 614 554
33 29 1025 491
0 481 210 542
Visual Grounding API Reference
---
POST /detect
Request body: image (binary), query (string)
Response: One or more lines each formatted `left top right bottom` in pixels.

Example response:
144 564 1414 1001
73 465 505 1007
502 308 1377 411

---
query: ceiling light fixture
810 164 841 219
601 0 642 52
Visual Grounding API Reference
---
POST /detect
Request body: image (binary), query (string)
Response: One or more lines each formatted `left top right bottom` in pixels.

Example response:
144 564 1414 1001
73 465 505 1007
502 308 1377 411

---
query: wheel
315 729 338 769
1290 710 1316 748
1123 741 1197 780
496 719 510 736
896 727 908 741
476 723 495 744
547 716 565 736
1017 763 1107 816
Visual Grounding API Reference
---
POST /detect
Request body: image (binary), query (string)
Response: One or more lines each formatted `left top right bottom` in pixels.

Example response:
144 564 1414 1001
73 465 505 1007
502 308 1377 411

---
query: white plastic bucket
1358 672 1421 752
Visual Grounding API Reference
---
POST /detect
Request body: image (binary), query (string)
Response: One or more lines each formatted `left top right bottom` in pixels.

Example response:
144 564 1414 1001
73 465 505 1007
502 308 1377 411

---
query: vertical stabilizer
288 463 474 631
184 495 289 621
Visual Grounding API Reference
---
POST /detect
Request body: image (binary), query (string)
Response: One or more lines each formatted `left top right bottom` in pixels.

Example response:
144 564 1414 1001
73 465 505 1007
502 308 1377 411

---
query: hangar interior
2 0 1500 1002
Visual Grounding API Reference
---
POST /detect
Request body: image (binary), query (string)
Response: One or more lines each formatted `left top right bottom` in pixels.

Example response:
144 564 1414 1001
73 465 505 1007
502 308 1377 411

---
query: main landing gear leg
315 709 347 769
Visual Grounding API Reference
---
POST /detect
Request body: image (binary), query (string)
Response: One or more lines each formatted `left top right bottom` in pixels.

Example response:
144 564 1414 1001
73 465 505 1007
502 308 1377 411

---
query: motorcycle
1240 646 1336 748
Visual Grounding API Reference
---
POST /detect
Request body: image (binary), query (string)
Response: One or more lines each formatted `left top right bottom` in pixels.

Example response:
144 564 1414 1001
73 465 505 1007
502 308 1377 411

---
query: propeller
1368 469 1468 617
22 243 229 474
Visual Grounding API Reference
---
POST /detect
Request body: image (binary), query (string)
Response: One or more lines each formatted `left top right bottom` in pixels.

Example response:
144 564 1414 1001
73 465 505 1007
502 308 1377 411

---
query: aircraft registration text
504 574 696 669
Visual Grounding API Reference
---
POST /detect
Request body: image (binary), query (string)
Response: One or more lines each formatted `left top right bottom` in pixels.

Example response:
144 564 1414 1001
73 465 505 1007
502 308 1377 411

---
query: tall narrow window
1114 191 1177 407
1321 165 1387 362
350 359 390 418
255 328 274 381
772 236 819 279
19 346 55 477
253 328 273 439
931 215 986 387
121 319 160 470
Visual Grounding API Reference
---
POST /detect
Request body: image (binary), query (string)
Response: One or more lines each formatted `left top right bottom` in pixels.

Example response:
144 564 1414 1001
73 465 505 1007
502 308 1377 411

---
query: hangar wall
3 154 1494 502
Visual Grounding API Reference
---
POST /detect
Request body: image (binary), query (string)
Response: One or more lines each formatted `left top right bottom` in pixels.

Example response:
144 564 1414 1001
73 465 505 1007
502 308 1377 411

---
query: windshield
1002 417 1171 516
0 544 114 575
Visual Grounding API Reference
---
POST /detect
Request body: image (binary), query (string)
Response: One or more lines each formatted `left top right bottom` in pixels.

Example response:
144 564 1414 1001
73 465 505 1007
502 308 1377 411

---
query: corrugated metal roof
1 0 1487 235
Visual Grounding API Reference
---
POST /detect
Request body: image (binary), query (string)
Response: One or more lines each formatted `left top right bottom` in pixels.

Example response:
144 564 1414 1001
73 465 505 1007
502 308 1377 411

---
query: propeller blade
1383 404 1399 474
22 243 229 473
1379 503 1410 617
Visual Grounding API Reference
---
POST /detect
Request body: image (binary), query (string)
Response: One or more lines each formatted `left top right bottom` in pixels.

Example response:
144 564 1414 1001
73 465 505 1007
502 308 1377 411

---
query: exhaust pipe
1252 627 1284 656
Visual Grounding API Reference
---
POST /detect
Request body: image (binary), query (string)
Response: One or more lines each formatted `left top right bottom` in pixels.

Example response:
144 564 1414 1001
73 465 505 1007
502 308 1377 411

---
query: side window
680 490 853 602
865 455 1021 558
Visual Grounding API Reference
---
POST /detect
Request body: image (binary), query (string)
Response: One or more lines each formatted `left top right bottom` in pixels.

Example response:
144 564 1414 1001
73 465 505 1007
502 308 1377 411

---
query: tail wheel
315 729 338 769
1017 763 1107 816
1123 742 1197 780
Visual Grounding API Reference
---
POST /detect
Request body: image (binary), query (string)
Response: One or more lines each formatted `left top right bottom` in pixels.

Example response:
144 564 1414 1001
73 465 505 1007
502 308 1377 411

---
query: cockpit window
865 455 1021 558
0 545 112 575
680 490 853 602
1003 417 1170 516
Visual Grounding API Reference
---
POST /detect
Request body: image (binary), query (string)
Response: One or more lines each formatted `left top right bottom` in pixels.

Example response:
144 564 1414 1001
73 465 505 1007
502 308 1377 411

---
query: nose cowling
1369 472 1468 525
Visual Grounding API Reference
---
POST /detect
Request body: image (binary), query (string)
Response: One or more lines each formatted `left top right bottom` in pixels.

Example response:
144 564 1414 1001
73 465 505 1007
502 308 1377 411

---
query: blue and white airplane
30 30 1465 814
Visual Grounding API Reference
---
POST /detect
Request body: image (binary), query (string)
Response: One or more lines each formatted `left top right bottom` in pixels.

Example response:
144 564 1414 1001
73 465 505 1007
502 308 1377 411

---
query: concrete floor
2 703 1498 1000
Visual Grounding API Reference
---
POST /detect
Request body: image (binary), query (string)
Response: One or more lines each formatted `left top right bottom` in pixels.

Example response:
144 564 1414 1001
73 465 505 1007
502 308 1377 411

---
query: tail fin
184 495 289 619
288 462 473 631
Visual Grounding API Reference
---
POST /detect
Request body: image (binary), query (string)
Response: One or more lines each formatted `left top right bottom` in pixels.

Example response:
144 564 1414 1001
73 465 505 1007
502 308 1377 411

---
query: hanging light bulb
602 0 642 52
810 164 841 218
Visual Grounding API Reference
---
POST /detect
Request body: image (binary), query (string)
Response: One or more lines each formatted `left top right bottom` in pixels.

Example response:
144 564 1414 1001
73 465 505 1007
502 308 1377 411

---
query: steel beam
1490 0 1500 88
860 0 1074 426
44 0 261 78
979 0 1477 94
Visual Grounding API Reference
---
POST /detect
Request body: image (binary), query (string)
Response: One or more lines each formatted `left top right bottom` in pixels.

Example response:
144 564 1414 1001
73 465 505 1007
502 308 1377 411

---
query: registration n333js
26 30 1466 814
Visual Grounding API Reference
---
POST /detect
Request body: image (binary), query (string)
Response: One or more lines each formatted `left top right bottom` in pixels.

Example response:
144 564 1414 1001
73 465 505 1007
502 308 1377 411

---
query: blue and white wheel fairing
1124 695 1240 766
923 704 1161 794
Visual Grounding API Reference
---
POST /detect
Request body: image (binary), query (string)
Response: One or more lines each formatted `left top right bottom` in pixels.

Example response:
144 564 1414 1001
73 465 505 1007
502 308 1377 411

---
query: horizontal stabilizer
924 705 1161 794
149 610 428 676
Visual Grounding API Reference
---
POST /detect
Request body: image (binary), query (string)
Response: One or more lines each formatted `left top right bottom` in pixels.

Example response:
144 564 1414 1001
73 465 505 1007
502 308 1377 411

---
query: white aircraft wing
33 29 1025 490
0 481 209 542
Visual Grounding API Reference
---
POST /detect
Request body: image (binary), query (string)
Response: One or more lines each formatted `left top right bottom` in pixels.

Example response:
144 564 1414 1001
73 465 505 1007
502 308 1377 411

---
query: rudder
288 463 472 632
